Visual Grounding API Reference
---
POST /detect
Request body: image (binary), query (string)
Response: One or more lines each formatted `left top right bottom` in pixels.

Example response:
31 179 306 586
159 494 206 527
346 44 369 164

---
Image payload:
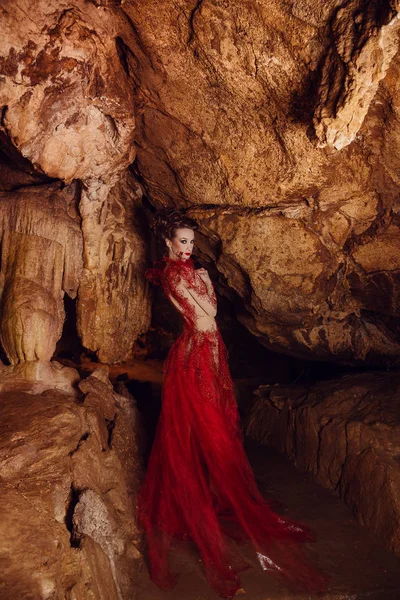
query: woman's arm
175 279 217 318
196 268 216 303
165 266 217 318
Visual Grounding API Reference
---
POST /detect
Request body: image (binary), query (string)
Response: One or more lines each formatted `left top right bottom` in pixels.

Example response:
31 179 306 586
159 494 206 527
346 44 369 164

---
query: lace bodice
147 258 217 332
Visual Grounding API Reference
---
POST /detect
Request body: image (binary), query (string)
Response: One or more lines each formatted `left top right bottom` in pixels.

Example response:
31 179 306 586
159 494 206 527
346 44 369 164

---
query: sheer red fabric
138 257 328 598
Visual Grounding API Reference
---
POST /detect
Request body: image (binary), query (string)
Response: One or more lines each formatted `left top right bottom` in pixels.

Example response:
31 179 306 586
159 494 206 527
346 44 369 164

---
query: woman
137 208 328 598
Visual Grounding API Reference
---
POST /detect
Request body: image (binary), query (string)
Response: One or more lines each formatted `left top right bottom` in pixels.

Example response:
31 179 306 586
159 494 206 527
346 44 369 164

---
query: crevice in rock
335 420 351 492
105 415 117 448
0 129 56 190
64 485 82 548
289 68 322 127
55 295 89 370
188 0 205 44
69 432 90 457
0 104 8 127
187 200 316 215
115 36 130 77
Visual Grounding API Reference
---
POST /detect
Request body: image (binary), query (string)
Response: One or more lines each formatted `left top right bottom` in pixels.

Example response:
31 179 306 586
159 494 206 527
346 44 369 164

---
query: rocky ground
2 357 400 599
0 365 142 600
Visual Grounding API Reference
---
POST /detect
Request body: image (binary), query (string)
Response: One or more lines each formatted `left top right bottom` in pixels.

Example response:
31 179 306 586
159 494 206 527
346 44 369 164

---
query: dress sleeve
176 280 217 318
165 266 217 318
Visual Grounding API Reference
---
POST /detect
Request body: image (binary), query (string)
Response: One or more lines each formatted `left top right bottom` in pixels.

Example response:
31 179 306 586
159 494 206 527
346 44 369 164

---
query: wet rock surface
0 368 142 600
245 372 400 558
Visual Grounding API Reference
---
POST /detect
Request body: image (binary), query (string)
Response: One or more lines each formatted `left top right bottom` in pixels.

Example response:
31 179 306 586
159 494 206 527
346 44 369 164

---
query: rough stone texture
1 0 400 365
122 0 400 364
77 173 150 364
314 0 400 150
0 1 151 363
0 131 53 192
0 0 136 184
245 372 400 557
0 360 80 395
0 368 142 599
0 182 83 364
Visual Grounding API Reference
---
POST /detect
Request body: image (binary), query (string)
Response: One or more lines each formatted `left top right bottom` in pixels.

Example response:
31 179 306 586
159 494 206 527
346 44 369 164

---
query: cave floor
135 438 400 600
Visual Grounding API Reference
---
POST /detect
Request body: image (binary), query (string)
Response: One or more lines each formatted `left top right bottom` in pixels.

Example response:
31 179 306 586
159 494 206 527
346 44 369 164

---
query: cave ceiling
0 0 400 364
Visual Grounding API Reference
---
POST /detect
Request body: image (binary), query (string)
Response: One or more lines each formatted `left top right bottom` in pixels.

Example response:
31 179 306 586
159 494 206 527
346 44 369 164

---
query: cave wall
123 0 400 364
0 0 151 364
245 372 400 558
77 175 150 363
1 0 400 364
0 182 82 363
1 2 400 598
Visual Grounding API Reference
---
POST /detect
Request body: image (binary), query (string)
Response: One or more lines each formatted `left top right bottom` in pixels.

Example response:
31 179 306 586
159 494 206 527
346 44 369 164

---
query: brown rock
314 0 400 150
0 158 150 366
0 183 83 363
1 0 400 364
1 487 81 600
122 0 400 364
245 372 400 556
77 174 151 363
0 0 136 183
0 131 52 192
0 360 80 395
0 1 152 362
0 370 142 599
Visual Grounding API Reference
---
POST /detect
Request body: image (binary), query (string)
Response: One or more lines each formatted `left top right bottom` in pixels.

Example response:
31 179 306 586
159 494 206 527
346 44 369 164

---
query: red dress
138 257 328 598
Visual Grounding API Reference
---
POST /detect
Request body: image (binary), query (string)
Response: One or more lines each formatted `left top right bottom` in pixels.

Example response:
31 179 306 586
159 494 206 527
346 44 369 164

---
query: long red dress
138 257 328 598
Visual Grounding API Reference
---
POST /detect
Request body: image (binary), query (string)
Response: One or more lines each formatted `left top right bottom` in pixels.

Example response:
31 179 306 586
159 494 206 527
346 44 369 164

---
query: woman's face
166 227 195 261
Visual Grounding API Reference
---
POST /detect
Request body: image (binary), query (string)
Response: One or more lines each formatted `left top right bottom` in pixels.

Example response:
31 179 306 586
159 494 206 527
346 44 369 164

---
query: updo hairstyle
151 207 198 241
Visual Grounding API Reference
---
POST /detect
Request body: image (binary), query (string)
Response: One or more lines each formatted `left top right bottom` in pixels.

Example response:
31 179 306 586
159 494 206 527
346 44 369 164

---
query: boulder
245 372 400 556
0 368 142 599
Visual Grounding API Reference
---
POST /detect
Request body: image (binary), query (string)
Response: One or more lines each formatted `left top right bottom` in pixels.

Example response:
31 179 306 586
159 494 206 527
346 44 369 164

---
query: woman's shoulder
145 256 197 289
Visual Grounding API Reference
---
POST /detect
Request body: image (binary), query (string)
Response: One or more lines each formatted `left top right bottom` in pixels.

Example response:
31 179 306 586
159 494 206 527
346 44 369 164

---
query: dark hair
151 208 198 241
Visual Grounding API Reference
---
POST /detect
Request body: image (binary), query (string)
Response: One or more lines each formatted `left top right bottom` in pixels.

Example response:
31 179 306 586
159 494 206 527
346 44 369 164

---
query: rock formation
0 1 136 184
124 0 400 364
0 0 151 365
0 368 142 600
1 0 400 364
0 182 83 363
77 175 150 364
246 373 400 558
314 0 400 150
1 1 400 597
